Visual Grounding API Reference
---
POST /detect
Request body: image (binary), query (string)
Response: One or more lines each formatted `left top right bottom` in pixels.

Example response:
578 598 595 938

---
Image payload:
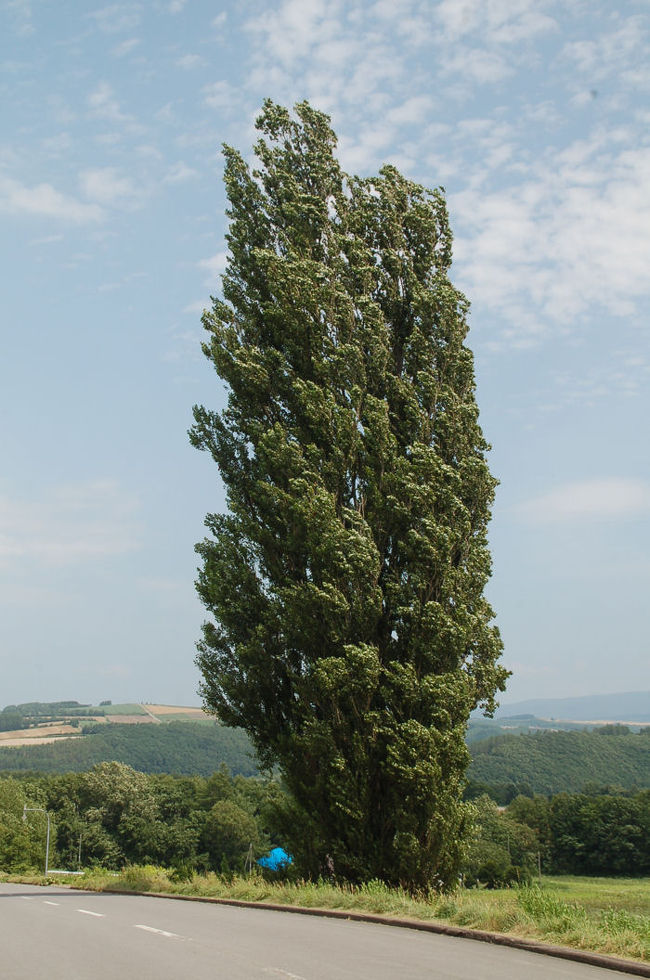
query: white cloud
451 135 650 341
163 161 199 183
28 233 64 246
0 481 141 565
442 46 512 84
79 167 141 207
562 16 646 82
169 0 188 11
0 174 104 222
5 0 34 35
87 81 131 123
245 0 344 69
183 300 207 315
435 0 557 44
199 251 228 284
519 479 650 523
112 37 140 57
176 53 205 69
550 349 650 408
42 132 74 156
385 95 434 127
338 122 398 173
87 4 141 34
202 80 238 110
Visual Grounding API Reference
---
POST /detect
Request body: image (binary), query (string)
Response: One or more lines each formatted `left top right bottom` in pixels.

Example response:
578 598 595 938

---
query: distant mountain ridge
495 691 650 723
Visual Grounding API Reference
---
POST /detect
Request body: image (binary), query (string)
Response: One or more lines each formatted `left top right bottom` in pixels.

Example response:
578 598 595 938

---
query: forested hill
3 717 649 793
0 722 258 777
468 728 650 796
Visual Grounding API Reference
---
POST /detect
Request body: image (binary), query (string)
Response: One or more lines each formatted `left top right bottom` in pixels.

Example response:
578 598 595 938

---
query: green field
102 703 147 716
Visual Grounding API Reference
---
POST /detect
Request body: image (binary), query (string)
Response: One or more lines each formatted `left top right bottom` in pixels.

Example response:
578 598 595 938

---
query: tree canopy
191 100 507 889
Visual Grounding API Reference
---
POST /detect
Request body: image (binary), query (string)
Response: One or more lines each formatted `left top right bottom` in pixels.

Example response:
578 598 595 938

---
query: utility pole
23 806 51 876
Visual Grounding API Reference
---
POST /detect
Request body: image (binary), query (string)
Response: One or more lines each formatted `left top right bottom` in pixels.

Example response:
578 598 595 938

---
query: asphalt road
0 883 636 980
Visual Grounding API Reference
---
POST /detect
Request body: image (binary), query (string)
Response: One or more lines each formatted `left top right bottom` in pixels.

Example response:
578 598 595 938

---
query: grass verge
3 868 648 963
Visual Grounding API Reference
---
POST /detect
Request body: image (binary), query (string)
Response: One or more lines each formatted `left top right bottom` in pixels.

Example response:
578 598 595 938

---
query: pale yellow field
105 714 157 724
146 704 206 717
0 723 78 741
0 735 80 746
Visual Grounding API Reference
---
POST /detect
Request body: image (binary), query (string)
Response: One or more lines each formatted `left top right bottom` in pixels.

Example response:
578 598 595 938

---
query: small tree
191 100 508 890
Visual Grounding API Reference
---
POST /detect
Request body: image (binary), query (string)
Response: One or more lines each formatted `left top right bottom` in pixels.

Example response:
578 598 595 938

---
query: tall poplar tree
191 101 508 890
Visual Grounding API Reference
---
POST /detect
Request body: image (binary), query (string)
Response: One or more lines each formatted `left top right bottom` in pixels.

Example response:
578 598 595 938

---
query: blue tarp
256 846 292 871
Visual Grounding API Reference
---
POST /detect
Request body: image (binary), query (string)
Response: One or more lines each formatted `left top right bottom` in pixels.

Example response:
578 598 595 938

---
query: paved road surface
0 883 635 980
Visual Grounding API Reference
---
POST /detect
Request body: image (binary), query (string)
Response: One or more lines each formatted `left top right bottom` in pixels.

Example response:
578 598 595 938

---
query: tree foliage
0 765 283 874
463 794 538 887
2 768 648 879
468 729 650 797
191 100 507 889
508 790 650 876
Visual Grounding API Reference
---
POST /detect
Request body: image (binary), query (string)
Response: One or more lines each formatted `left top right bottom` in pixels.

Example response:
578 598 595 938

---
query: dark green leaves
192 101 508 890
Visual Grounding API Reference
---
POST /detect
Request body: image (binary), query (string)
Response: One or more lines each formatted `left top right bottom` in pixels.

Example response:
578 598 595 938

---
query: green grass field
102 704 147 716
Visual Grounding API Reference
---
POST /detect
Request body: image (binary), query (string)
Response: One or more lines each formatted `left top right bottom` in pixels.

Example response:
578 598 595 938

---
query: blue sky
1 0 648 709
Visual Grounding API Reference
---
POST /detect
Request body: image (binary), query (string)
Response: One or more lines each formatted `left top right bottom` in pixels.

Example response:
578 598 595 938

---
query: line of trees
465 789 650 886
0 764 282 875
1 767 648 884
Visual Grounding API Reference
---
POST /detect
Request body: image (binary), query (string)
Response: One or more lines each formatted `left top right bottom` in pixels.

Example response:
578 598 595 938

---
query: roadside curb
102 888 650 977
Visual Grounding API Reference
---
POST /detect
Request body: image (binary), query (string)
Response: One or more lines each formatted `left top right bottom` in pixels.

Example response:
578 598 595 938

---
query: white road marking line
44 901 60 906
134 924 180 938
20 896 34 900
77 909 105 917
263 970 308 980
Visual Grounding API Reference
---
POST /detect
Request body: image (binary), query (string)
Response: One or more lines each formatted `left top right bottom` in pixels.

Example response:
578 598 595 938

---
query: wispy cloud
28 233 64 246
0 481 141 565
435 0 558 45
87 4 141 34
79 167 144 208
5 0 34 35
519 479 650 523
550 350 650 408
245 0 345 69
0 174 104 222
198 250 228 284
112 37 140 57
87 81 132 124
183 300 207 315
451 136 650 343
202 80 239 110
176 53 205 70
562 15 647 84
163 161 199 183
442 47 512 84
